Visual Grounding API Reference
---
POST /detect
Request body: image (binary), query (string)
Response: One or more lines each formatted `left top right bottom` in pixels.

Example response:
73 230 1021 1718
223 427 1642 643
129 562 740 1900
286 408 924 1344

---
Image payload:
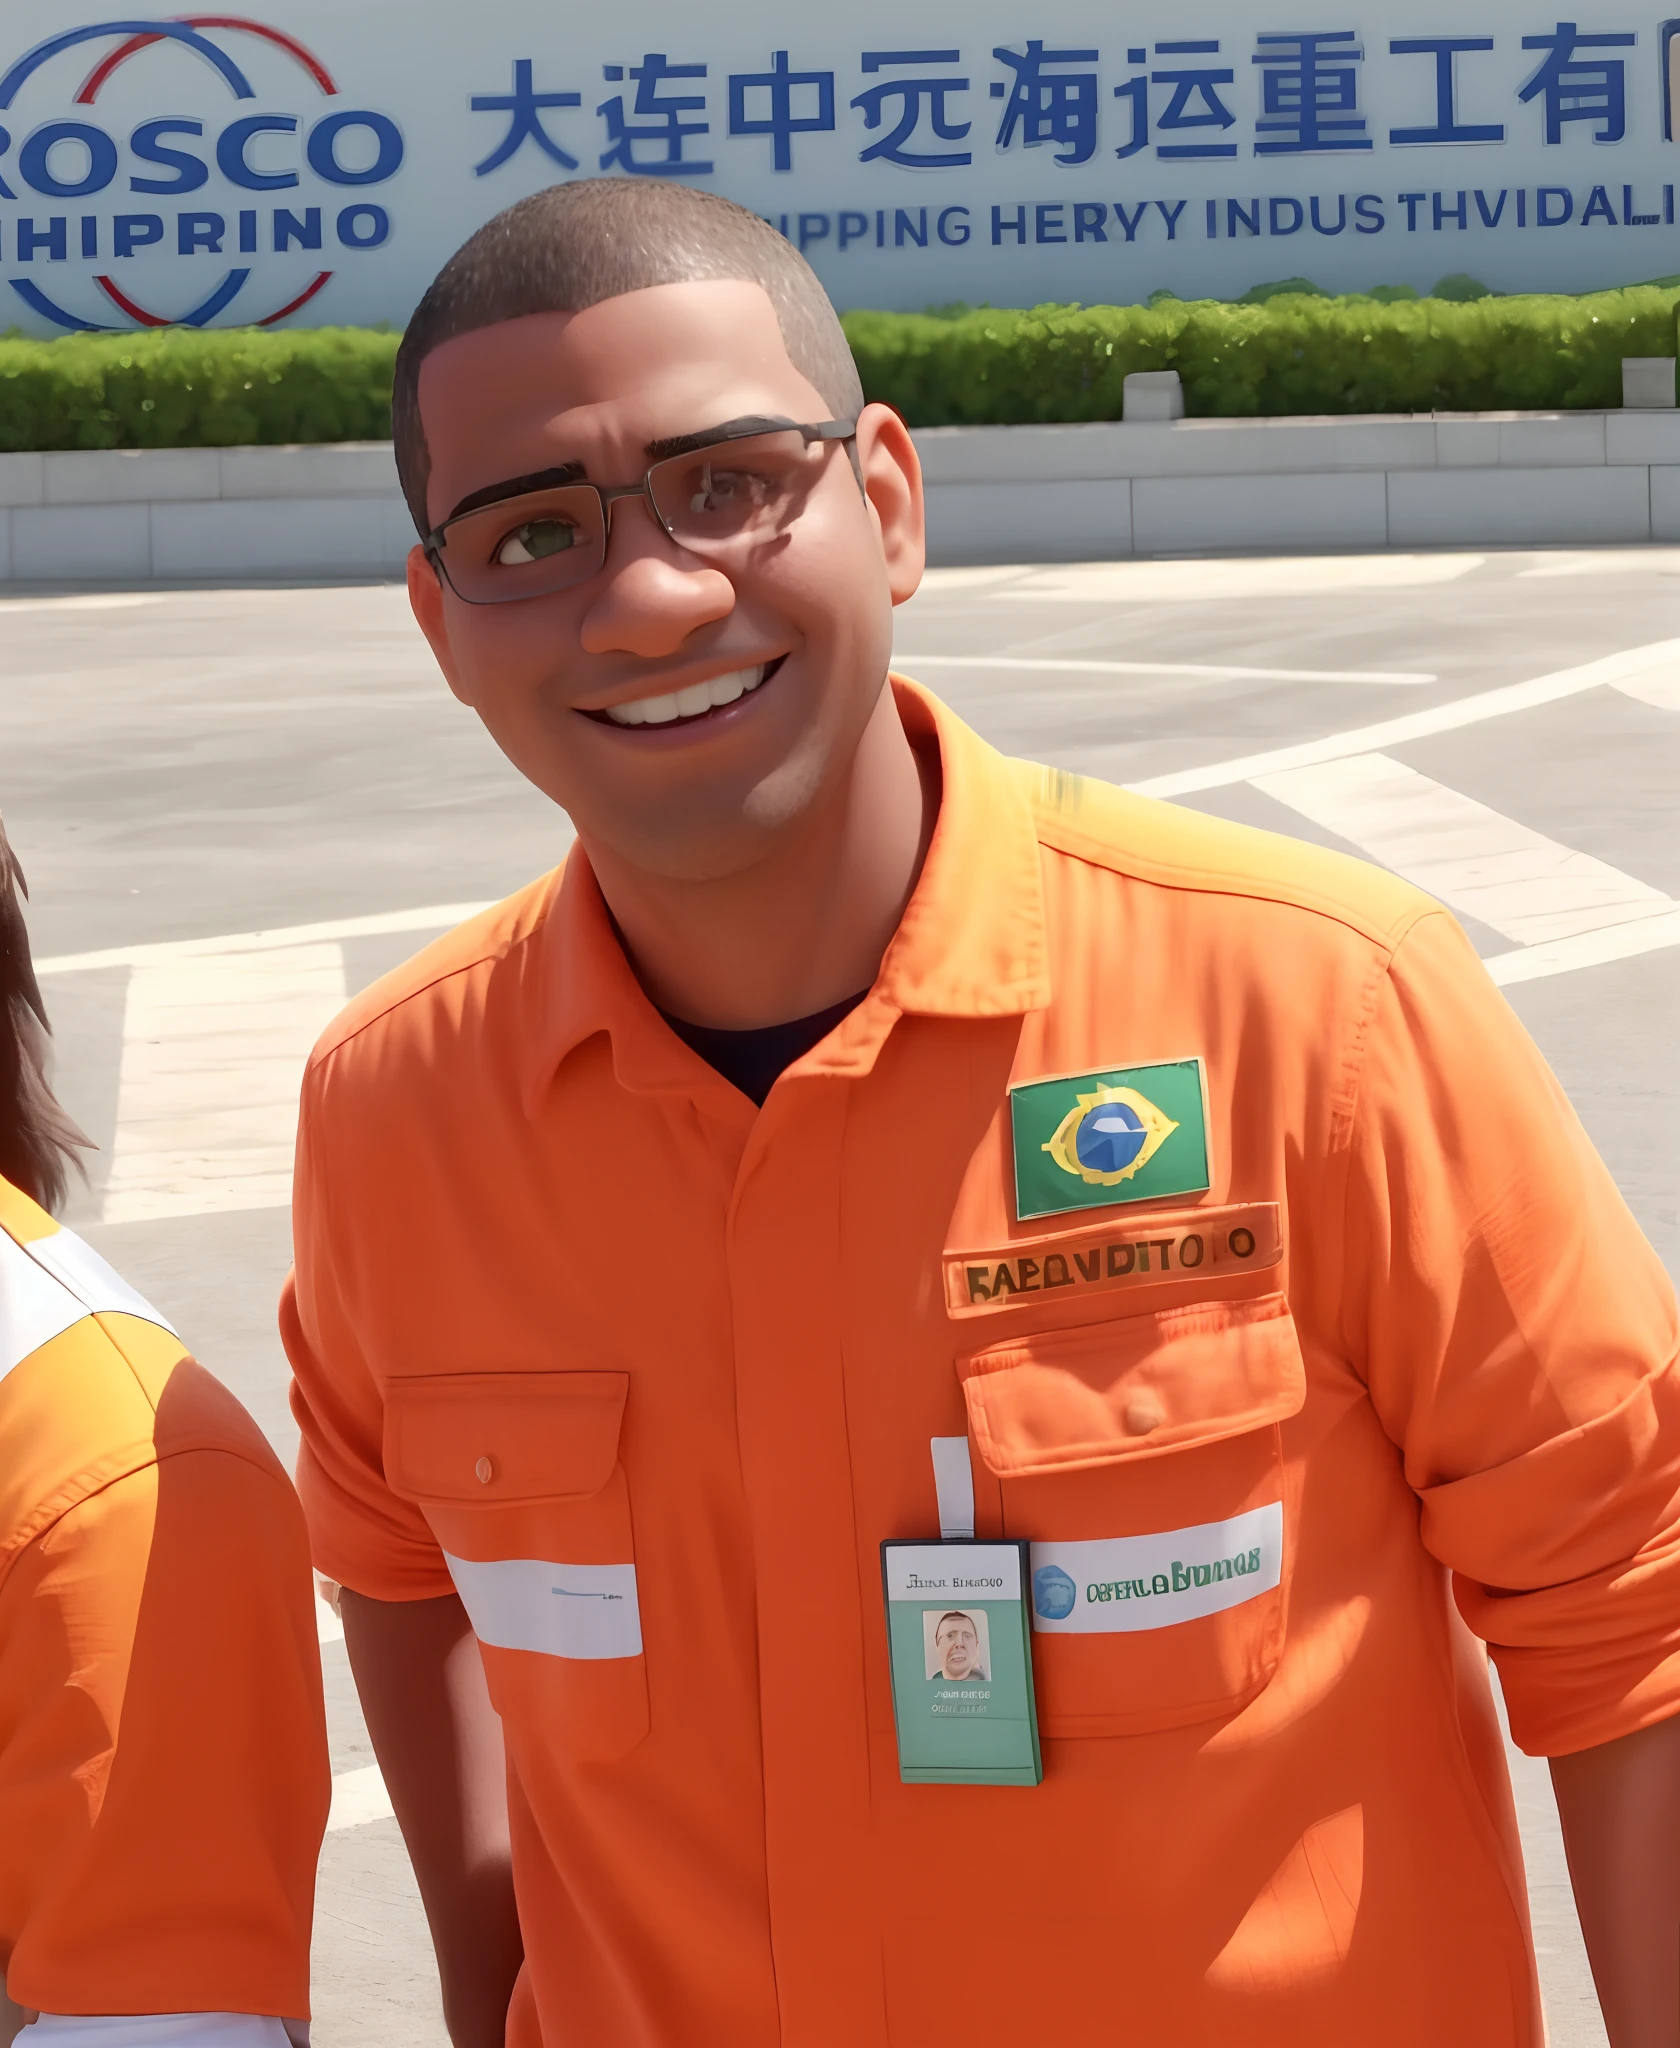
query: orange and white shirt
0 1178 328 2035
288 680 1680 2048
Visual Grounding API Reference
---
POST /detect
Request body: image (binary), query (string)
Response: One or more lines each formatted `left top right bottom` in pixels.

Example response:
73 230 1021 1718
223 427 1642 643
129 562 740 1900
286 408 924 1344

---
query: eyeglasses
423 415 858 605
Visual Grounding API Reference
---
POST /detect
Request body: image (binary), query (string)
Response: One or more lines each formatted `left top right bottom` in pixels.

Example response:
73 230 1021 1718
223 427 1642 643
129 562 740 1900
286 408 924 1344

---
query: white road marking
895 654 1437 685
102 943 348 1224
1486 908 1680 986
1130 640 1680 799
328 1764 394 1834
0 593 163 613
1517 550 1680 580
1253 753 1674 948
984 554 1486 603
36 900 495 977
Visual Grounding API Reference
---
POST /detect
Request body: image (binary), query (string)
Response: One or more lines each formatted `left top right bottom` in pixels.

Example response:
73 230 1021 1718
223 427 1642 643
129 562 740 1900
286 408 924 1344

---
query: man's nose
577 495 735 658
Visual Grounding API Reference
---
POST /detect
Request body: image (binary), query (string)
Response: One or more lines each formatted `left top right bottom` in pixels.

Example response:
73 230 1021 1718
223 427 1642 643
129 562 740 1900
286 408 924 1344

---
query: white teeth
603 665 766 727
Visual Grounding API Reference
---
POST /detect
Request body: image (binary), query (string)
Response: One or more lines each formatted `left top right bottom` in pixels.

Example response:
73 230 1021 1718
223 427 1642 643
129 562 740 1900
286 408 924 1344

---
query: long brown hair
0 815 88 1211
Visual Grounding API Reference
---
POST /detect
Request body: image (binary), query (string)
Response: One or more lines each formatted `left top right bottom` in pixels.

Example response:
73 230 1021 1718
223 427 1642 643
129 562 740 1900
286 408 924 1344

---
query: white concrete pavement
7 547 1680 2043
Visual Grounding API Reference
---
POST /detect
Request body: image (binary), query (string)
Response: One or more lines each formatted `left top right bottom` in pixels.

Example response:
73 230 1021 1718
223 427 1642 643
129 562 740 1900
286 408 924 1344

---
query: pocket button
475 1455 494 1484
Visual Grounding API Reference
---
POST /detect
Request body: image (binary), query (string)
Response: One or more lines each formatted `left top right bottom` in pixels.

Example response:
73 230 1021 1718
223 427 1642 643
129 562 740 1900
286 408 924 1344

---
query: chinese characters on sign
469 27 1656 177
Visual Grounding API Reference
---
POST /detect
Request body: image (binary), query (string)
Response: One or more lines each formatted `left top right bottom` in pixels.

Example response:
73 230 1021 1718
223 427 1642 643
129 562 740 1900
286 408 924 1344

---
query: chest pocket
958 1295 1304 1739
384 1370 648 1761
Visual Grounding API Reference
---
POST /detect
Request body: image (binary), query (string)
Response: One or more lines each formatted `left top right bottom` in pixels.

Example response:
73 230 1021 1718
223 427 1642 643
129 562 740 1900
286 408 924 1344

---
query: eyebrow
644 414 796 461
444 462 587 523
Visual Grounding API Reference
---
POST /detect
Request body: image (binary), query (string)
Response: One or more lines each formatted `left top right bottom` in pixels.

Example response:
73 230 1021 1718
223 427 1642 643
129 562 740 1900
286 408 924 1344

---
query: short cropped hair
0 816 87 1212
392 179 866 536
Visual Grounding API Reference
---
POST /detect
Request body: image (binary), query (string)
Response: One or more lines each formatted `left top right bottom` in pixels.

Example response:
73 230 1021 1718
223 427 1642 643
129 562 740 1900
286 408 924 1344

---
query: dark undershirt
661 990 869 1106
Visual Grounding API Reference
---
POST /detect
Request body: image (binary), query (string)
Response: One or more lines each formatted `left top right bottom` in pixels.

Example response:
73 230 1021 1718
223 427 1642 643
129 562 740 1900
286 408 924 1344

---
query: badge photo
1009 1058 1212 1221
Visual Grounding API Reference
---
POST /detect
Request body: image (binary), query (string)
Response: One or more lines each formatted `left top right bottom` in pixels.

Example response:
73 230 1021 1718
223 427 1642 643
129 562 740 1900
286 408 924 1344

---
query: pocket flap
384 1370 628 1505
959 1295 1304 1477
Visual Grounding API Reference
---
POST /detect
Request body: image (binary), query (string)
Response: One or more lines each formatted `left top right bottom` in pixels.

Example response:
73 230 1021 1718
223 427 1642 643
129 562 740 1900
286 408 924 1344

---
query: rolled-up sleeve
1342 909 1680 1757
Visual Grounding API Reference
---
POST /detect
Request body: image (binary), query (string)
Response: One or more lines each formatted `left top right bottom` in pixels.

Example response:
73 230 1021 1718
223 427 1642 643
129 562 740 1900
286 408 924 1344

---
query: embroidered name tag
943 1202 1281 1317
1010 1058 1212 1221
1029 1502 1283 1635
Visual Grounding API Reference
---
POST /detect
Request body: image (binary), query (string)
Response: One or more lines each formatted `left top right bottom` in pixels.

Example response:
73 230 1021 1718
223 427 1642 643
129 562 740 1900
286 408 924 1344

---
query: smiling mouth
588 657 784 730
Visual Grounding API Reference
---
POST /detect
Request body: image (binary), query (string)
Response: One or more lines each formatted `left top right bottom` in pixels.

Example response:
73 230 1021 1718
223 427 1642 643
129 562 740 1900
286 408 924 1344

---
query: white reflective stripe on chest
0 1222 177 1379
1029 1501 1283 1634
444 1553 643 1660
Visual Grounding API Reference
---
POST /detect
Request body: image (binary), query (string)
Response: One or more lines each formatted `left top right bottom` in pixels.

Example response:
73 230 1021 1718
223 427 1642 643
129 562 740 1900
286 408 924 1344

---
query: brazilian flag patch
1010 1059 1211 1221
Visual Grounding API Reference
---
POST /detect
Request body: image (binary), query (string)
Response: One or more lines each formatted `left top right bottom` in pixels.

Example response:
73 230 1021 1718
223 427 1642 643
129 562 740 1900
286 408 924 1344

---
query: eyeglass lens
436 430 828 603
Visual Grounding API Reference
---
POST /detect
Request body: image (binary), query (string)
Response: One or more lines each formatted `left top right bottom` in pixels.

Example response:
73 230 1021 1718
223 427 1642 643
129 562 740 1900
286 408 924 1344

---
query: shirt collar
518 677 1051 1117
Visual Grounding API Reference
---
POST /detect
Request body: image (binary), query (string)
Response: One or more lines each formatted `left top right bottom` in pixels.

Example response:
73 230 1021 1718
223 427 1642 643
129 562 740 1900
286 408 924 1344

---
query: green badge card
881 1541 1042 1786
1010 1058 1211 1222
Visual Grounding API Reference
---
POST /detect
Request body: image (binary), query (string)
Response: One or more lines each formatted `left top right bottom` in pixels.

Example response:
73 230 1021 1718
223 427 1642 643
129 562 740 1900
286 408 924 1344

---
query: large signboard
0 5 1676 334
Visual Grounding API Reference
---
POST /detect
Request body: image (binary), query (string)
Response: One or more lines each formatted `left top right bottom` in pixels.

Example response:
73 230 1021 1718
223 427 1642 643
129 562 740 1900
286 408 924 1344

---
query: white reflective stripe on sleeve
24 1224 178 1336
930 1436 975 1541
0 1227 87 1377
1029 1501 1284 1634
0 1221 177 1380
25 2015 291 2047
443 1554 643 1659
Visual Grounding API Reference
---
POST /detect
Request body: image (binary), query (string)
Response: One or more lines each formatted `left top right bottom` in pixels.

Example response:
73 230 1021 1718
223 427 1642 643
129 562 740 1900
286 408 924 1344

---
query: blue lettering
17 216 66 262
178 210 224 254
1114 198 1148 242
307 110 404 186
936 204 969 245
20 121 116 199
273 206 322 252
217 114 298 192
113 212 163 258
336 202 389 248
129 118 207 195
1581 184 1617 228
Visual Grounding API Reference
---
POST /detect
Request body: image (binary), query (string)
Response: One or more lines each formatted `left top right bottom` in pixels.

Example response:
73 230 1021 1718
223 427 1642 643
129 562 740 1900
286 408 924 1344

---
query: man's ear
854 401 925 607
407 544 475 707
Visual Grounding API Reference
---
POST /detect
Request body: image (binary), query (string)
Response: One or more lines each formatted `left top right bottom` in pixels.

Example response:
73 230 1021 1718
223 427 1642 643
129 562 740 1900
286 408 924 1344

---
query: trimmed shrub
840 285 1680 426
0 286 1676 449
0 324 397 452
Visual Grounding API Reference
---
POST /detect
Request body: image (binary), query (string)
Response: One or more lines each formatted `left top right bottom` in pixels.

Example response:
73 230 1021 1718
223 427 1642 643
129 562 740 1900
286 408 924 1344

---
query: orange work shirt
286 680 1680 2048
0 1177 328 2020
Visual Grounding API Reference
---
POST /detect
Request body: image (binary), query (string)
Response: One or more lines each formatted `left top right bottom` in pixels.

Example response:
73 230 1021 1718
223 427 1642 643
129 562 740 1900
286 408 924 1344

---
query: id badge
880 1539 1043 1786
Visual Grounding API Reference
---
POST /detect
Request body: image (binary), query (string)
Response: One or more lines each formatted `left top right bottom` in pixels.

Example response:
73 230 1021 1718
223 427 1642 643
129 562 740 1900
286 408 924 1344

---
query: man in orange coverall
284 178 1680 2048
0 815 329 2047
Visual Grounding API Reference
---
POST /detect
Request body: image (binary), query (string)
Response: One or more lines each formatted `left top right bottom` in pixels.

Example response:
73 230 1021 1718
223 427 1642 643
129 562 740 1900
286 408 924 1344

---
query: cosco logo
0 18 404 329
4 108 403 199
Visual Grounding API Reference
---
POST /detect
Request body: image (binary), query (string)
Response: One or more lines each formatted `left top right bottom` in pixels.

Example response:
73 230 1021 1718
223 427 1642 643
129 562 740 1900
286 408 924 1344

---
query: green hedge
0 325 397 451
0 287 1677 449
842 286 1680 425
